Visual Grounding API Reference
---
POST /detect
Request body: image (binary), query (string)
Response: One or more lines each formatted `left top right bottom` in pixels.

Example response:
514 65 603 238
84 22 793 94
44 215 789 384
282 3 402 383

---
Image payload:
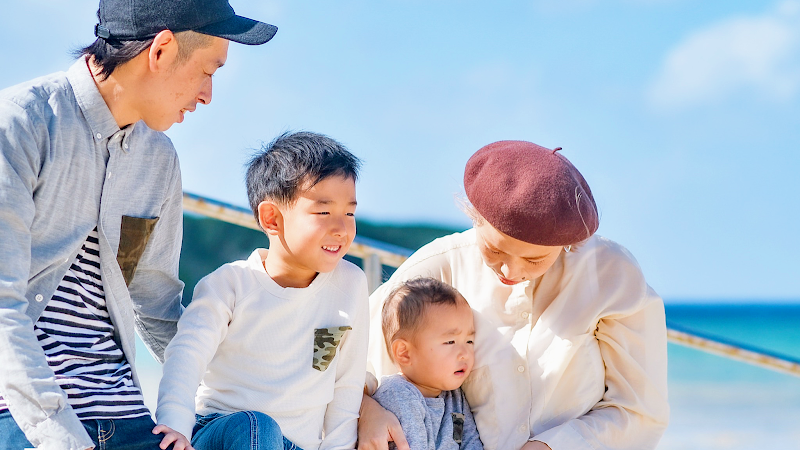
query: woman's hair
455 193 484 227
381 277 464 362
75 30 213 81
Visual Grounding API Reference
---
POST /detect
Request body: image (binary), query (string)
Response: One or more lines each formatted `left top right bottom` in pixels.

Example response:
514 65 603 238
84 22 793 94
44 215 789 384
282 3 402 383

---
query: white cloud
649 1 800 109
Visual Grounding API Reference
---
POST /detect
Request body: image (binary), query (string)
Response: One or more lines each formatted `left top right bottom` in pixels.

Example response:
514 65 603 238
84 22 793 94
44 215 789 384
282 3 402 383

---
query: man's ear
148 30 179 73
257 201 281 235
391 339 412 366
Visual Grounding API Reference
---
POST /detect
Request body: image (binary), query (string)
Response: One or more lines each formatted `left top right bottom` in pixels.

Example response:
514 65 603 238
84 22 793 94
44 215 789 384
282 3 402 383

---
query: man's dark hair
246 131 361 223
381 277 464 362
75 37 155 81
76 7 214 82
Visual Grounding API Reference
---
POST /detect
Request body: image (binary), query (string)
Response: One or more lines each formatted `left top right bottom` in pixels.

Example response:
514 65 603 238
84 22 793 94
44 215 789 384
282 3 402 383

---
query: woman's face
475 222 563 285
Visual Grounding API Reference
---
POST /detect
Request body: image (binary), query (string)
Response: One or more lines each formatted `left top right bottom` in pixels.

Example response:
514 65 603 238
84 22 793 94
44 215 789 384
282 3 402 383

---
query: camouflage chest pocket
313 326 351 371
117 215 159 286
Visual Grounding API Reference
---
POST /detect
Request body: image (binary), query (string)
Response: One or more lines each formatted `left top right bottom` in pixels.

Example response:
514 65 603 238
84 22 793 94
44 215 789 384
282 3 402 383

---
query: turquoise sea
135 302 800 450
660 302 800 450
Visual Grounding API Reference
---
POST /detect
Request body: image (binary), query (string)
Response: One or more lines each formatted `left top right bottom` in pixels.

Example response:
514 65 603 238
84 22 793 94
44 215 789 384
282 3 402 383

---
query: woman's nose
500 263 516 277
500 262 524 280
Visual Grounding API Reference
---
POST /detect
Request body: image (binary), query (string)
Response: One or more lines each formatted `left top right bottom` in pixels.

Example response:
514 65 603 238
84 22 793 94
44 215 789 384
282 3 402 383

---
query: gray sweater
373 375 483 450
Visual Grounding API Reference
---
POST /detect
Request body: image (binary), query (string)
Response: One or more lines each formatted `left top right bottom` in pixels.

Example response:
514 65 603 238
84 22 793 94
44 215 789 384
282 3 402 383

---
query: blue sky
2 0 799 301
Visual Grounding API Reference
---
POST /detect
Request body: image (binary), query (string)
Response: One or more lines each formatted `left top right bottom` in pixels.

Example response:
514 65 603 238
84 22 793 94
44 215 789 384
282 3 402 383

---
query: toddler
373 277 483 450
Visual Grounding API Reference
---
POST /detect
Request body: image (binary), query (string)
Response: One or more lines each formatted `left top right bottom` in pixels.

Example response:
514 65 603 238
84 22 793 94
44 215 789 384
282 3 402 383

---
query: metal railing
666 323 800 377
182 192 800 378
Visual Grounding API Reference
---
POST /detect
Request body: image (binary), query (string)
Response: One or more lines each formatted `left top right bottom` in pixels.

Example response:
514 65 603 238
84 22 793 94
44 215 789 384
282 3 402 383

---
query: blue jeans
192 412 301 450
0 410 167 450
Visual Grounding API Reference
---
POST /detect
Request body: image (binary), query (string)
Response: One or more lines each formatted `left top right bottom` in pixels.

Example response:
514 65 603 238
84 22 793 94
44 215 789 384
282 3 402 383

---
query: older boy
373 278 483 450
0 1 276 449
154 132 369 450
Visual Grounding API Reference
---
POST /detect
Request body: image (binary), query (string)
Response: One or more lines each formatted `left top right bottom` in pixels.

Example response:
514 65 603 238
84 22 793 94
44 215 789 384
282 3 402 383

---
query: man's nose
197 77 213 105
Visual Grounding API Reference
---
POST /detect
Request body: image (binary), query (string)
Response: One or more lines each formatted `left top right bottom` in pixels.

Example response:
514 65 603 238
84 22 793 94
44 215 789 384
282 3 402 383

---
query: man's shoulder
0 71 72 120
0 70 71 106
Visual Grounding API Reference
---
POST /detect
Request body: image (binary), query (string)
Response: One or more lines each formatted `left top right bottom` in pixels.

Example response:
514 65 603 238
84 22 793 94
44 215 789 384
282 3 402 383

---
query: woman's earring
564 245 572 253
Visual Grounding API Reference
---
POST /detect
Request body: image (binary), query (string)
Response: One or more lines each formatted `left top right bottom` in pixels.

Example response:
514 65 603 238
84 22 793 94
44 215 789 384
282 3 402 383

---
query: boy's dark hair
382 277 464 362
246 131 361 223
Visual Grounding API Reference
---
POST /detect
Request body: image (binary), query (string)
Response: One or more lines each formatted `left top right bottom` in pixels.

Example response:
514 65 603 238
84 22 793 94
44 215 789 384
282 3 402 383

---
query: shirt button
520 311 530 319
517 365 525 373
123 143 129 149
96 133 102 139
106 172 112 179
34 294 44 302
518 425 526 433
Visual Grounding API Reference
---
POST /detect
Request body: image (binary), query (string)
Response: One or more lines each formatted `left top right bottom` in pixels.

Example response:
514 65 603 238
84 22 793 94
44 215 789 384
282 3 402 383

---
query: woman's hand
358 394 410 450
520 441 551 450
152 424 194 450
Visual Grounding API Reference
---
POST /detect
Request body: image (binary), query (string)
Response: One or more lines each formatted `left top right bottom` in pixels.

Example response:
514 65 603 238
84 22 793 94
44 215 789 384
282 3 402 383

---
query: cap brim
196 15 277 45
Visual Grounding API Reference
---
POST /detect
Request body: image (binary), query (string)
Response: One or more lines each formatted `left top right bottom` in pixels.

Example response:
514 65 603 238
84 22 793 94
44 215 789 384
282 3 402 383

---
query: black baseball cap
94 0 277 45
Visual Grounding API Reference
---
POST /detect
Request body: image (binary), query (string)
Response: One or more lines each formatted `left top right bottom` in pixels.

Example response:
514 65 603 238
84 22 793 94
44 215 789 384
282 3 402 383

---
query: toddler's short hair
245 131 361 222
381 277 464 362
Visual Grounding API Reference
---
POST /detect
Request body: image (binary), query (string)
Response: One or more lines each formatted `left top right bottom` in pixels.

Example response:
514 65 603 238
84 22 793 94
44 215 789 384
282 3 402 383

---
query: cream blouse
367 229 669 450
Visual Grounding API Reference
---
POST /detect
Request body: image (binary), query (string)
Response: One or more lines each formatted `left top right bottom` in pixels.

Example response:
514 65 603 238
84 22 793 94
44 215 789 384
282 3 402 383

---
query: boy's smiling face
264 174 357 288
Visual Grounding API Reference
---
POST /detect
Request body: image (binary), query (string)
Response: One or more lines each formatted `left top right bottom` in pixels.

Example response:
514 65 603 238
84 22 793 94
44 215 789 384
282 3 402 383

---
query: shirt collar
66 57 123 142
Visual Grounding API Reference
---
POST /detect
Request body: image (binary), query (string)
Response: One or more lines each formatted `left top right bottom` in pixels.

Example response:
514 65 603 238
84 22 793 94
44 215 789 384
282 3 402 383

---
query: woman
360 141 669 450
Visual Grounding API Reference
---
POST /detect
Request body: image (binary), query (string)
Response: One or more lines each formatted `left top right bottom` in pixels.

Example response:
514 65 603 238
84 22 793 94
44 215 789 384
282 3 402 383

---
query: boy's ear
148 30 179 73
391 339 412 366
257 201 281 235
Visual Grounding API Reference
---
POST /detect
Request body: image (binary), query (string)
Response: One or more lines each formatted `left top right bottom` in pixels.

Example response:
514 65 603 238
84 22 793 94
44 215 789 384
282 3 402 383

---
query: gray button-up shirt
0 58 184 450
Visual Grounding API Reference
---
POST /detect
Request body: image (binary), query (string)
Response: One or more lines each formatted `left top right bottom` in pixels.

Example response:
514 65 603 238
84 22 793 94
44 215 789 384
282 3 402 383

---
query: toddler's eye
444 340 455 345
467 340 474 345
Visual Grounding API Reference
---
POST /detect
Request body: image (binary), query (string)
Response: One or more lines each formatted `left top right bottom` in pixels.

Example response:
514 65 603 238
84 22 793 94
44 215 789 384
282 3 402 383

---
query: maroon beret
464 140 599 246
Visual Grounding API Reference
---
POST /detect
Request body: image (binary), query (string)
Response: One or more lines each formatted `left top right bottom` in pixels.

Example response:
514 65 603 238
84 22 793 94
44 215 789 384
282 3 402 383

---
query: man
0 1 276 449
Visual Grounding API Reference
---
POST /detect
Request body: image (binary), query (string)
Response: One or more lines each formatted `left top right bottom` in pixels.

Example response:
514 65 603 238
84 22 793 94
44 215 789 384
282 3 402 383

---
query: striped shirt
0 229 148 419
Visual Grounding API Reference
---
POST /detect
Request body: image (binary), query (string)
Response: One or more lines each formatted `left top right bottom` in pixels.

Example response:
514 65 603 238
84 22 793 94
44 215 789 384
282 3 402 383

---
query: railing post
363 253 383 294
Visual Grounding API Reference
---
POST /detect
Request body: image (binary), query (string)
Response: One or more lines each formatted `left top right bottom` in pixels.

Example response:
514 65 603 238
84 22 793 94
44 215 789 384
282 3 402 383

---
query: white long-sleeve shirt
158 249 369 450
368 230 669 450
